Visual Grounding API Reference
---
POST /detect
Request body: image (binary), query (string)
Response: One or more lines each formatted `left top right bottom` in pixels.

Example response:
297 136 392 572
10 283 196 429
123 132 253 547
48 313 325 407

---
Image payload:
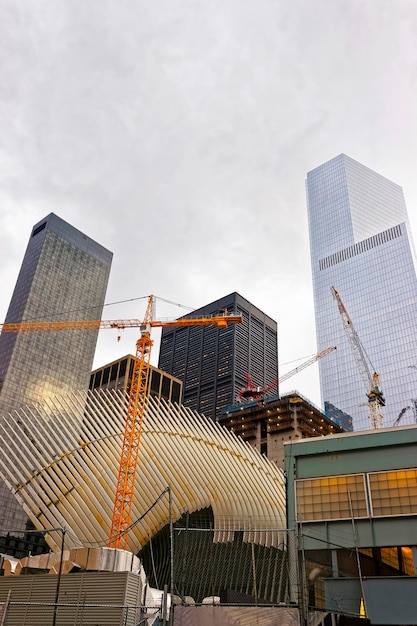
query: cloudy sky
1 1 417 407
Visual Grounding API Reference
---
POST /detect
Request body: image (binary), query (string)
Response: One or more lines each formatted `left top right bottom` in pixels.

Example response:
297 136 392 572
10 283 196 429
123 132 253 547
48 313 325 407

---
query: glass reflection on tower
307 154 417 431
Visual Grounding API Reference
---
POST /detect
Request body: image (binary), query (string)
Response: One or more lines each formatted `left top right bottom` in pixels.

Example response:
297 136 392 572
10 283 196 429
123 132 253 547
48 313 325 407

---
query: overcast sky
1 1 417 407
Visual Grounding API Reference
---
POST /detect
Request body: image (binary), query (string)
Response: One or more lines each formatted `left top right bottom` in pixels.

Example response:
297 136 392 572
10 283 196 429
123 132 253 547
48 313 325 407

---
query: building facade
307 154 417 431
0 213 112 533
285 426 417 624
90 354 182 405
158 292 278 421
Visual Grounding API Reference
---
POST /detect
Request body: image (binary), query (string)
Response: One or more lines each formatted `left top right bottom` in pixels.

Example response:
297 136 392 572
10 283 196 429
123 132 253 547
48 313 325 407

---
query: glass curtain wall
307 155 417 430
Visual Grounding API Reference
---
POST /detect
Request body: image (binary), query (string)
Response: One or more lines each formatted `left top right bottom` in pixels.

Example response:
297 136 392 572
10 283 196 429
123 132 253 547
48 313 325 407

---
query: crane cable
3 295 196 324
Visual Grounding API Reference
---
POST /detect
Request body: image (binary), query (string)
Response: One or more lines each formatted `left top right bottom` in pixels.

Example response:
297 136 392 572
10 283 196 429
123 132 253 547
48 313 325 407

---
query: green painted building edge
285 425 417 549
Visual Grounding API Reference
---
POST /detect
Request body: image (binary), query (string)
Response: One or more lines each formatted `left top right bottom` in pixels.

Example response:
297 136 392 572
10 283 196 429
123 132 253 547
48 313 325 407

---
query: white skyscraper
307 154 417 431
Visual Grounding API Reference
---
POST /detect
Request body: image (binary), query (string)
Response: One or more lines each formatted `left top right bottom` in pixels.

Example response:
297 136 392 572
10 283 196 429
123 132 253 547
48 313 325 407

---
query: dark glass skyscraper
158 292 278 420
307 154 417 431
0 213 112 532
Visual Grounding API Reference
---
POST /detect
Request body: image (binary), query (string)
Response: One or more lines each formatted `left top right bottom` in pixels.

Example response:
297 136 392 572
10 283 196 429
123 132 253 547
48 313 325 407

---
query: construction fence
141 522 298 606
0 526 300 625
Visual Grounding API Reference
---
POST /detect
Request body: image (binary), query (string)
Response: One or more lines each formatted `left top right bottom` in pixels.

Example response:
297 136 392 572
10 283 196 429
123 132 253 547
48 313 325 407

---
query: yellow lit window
296 474 367 522
369 469 417 517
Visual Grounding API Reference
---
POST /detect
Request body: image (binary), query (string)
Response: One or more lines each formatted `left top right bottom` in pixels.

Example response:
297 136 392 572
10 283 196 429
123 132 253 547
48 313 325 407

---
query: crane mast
332 286 385 429
108 295 154 549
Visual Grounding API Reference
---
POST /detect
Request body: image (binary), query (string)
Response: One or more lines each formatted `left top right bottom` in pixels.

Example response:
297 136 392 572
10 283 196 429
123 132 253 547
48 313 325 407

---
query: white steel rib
0 389 286 552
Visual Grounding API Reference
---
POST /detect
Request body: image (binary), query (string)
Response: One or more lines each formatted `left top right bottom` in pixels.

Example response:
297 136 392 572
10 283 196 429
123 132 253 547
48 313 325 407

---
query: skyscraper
158 292 278 421
0 213 112 532
307 154 417 431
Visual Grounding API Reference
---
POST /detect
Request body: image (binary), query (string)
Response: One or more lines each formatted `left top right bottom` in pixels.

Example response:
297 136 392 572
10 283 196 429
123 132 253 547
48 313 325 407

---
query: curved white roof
0 390 286 552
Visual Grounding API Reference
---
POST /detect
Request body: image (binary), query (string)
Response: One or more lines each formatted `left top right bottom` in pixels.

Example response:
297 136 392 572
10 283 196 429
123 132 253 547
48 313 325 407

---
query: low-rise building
285 425 417 625
90 354 182 405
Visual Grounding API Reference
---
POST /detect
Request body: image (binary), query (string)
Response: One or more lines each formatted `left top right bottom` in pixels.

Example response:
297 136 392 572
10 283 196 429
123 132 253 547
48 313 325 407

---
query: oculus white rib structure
0 389 286 553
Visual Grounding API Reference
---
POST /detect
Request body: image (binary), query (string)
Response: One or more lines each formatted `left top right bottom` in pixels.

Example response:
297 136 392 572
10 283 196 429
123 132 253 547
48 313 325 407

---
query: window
369 469 417 517
296 474 368 522
296 468 417 523
32 222 46 237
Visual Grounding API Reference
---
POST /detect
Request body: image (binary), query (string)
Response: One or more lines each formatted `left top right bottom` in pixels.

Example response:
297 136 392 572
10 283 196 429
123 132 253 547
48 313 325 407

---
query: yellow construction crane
332 286 385 429
0 296 243 549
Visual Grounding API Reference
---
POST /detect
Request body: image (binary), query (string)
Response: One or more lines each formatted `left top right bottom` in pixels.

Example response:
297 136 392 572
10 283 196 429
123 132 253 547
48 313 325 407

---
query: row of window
319 224 403 270
296 468 417 522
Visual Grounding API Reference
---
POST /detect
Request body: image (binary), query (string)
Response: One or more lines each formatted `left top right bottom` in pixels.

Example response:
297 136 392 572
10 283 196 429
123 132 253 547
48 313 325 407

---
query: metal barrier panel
173 605 300 626
0 571 144 626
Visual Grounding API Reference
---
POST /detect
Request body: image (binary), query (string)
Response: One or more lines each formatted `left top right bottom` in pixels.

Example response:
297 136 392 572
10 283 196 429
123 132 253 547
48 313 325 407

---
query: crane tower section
332 287 385 429
237 346 337 403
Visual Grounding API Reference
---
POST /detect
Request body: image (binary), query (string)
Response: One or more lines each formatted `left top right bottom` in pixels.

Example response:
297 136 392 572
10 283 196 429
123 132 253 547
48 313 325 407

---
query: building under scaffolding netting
0 389 293 609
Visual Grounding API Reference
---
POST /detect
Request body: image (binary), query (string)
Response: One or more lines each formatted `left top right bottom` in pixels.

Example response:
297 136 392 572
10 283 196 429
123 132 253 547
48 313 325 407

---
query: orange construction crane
0 295 243 549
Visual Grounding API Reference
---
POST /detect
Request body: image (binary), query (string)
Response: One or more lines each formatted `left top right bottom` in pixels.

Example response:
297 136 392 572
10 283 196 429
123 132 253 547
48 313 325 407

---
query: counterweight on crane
0 296 243 549
237 346 337 402
332 286 385 429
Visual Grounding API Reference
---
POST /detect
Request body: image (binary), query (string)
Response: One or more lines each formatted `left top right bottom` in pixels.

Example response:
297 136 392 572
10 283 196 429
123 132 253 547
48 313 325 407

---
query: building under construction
2 214 417 623
220 391 344 469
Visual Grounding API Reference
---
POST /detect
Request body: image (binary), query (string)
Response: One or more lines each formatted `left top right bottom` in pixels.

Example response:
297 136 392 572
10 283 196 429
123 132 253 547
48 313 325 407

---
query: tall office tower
0 213 112 532
307 154 417 431
158 292 278 421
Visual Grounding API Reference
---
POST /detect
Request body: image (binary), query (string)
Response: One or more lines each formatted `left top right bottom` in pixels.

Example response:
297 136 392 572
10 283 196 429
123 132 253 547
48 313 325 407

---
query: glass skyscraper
307 154 417 431
0 213 112 533
158 292 278 421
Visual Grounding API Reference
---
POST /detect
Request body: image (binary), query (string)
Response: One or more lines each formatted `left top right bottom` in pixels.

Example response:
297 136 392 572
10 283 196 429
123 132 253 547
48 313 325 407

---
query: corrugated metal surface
173 605 300 626
0 389 286 554
0 571 143 626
